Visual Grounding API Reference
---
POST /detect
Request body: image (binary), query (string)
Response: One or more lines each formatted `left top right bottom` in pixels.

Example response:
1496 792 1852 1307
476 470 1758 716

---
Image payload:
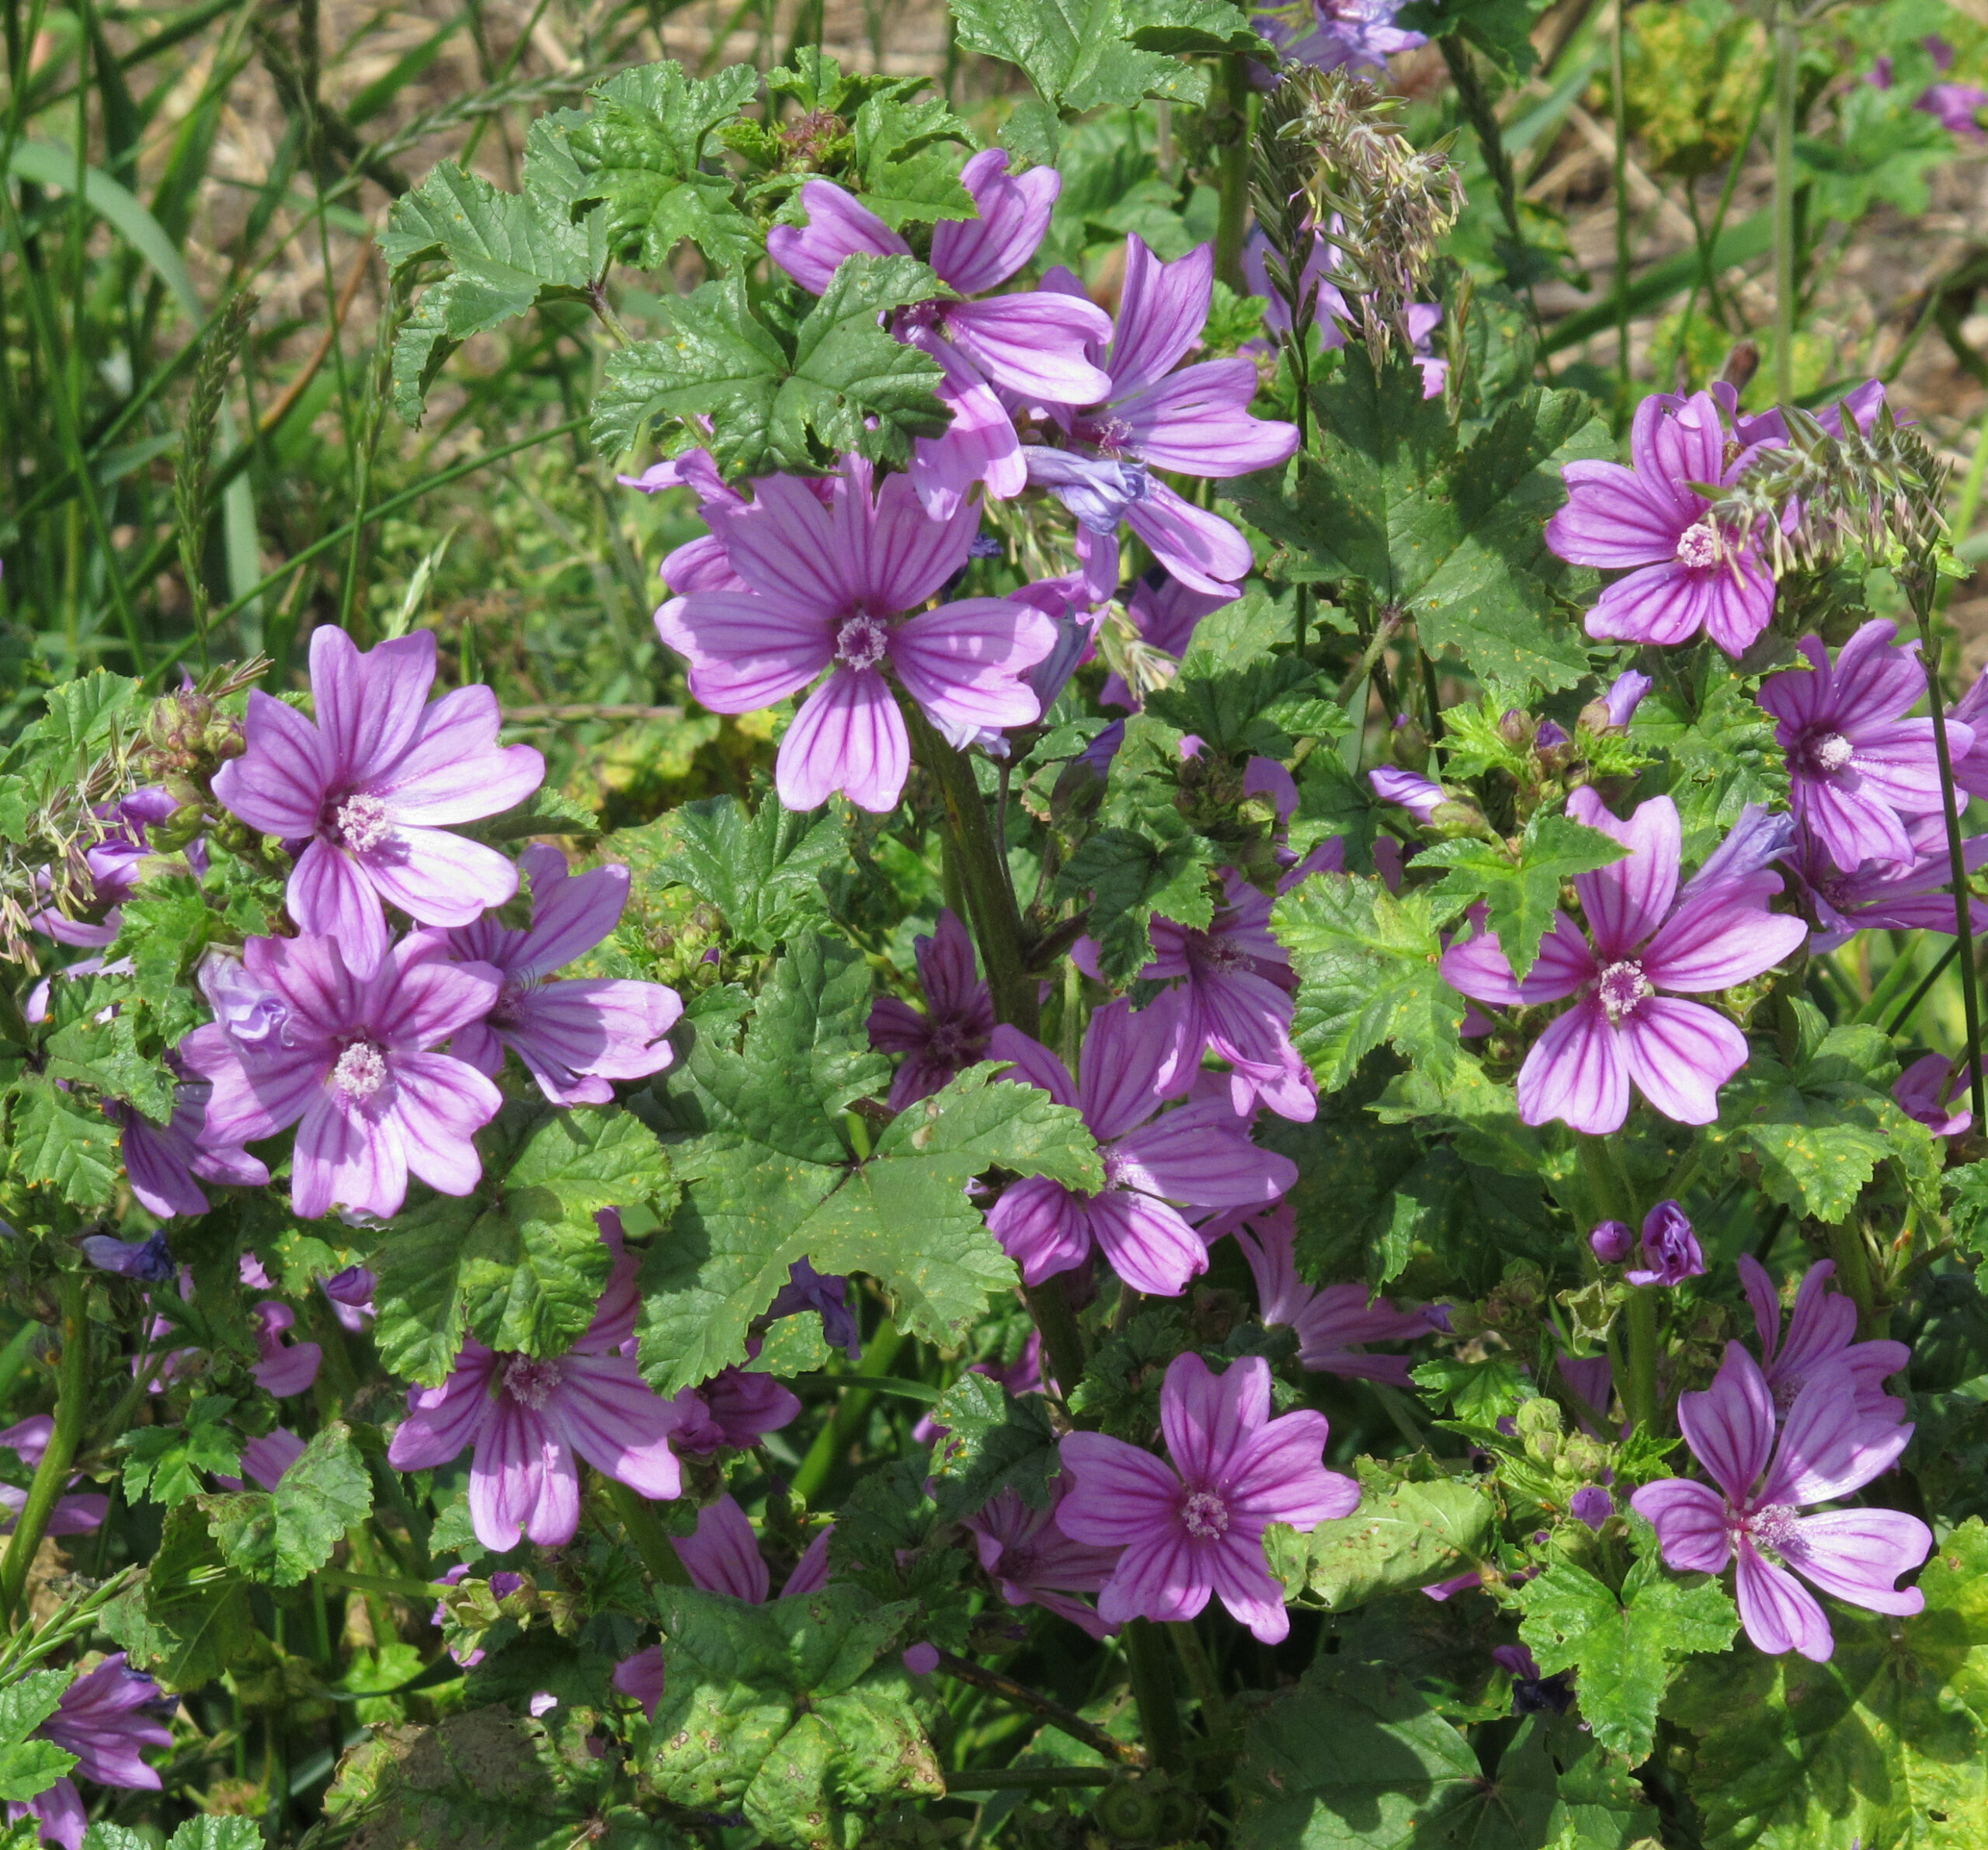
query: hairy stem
1917 624 1986 1127
933 1650 1149 1768
1623 1286 1659 1437
1213 55 1252 293
1826 1221 1880 1341
2 1274 88 1626
1771 1 1799 406
1025 1279 1089 1416
1121 1619 1187 1775
1611 0 1632 409
606 1478 691 1587
906 707 1039 1035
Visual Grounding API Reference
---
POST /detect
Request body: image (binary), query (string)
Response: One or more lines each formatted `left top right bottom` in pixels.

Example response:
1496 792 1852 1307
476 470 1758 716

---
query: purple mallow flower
986 1000 1297 1297
1780 812 1988 954
1632 1343 1931 1662
386 1225 683 1550
0 1417 108 1539
964 1476 1122 1639
1756 621 1962 874
1588 1220 1633 1264
1895 1052 1976 1139
419 843 682 1105
80 1231 175 1284
767 150 1114 518
1600 670 1653 729
321 1265 377 1332
111 1082 269 1221
1369 765 1444 822
1224 1203 1444 1384
1057 1352 1358 1643
1570 1486 1614 1531
1545 390 1776 658
210 628 544 979
1256 0 1426 74
250 1302 321 1399
1917 82 1988 140
765 1259 862 1360
867 909 995 1109
1625 1200 1704 1288
1441 791 1807 1133
668 1364 801 1456
179 934 503 1221
1491 1642 1573 1716
7 1654 173 1850
1030 238 1299 599
1138 871 1315 1121
1738 1254 1908 1427
29 787 203 951
655 457 1055 813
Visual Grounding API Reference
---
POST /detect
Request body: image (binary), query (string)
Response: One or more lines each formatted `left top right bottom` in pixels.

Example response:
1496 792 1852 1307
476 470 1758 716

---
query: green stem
1916 620 1986 1128
1213 55 1251 293
1826 1221 1879 1340
1169 1620 1230 1737
931 1650 1148 1768
318 1567 461 1600
790 1322 905 1504
1623 1286 1659 1438
944 1767 1115 1792
1025 1280 1087 1415
905 706 1037 1035
1889 940 1961 1036
1441 34 1541 341
1771 1 1799 406
1 1275 87 1626
1576 1133 1630 1229
606 1479 691 1586
1610 0 1632 409
1121 1619 1187 1775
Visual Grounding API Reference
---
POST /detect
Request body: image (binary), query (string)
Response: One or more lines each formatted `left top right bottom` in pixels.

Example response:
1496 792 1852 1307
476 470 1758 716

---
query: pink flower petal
776 668 909 813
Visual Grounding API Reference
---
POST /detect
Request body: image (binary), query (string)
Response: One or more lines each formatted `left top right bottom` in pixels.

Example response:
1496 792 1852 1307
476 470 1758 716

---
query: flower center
1809 731 1855 775
1597 960 1653 1024
1746 1502 1807 1562
1771 1372 1802 1414
490 976 533 1031
836 614 891 673
898 299 943 332
502 1354 565 1410
330 792 392 854
928 1019 972 1062
1674 521 1722 570
1076 415 1138 455
1190 929 1246 973
330 1041 389 1101
1180 1490 1230 1540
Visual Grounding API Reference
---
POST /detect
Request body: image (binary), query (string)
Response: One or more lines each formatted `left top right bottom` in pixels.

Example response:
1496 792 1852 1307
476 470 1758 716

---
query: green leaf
1274 872 1466 1092
847 95 975 229
566 61 760 270
109 1501 256 1692
748 1311 832 1375
274 1423 374 1586
948 0 1239 110
1416 811 1628 980
591 259 948 475
1631 660 1785 857
0 1671 71 1751
1704 1023 1938 1225
1236 1653 1655 1848
41 1007 175 1122
203 1427 369 1586
0 1740 76 1804
119 1395 241 1506
374 1105 672 1386
1664 1516 1988 1848
1266 1466 1496 1612
9 1075 123 1209
324 1707 620 1850
1232 1655 1483 1848
1144 588 1338 759
648 795 847 952
638 1584 943 1850
639 959 1064 1390
459 784 601 844
925 1372 1061 1521
1951 1161 1988 1261
1231 350 1611 693
1517 1545 1738 1763
1395 0 1552 75
162 1824 269 1850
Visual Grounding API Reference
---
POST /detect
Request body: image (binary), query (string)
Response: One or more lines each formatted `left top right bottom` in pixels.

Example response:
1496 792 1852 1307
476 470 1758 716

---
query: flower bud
1588 1221 1633 1264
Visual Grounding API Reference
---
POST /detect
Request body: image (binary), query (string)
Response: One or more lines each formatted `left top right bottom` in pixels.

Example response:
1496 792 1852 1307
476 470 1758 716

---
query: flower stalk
1 1274 89 1626
1771 0 1800 407
606 1479 693 1587
1917 621 1987 1128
